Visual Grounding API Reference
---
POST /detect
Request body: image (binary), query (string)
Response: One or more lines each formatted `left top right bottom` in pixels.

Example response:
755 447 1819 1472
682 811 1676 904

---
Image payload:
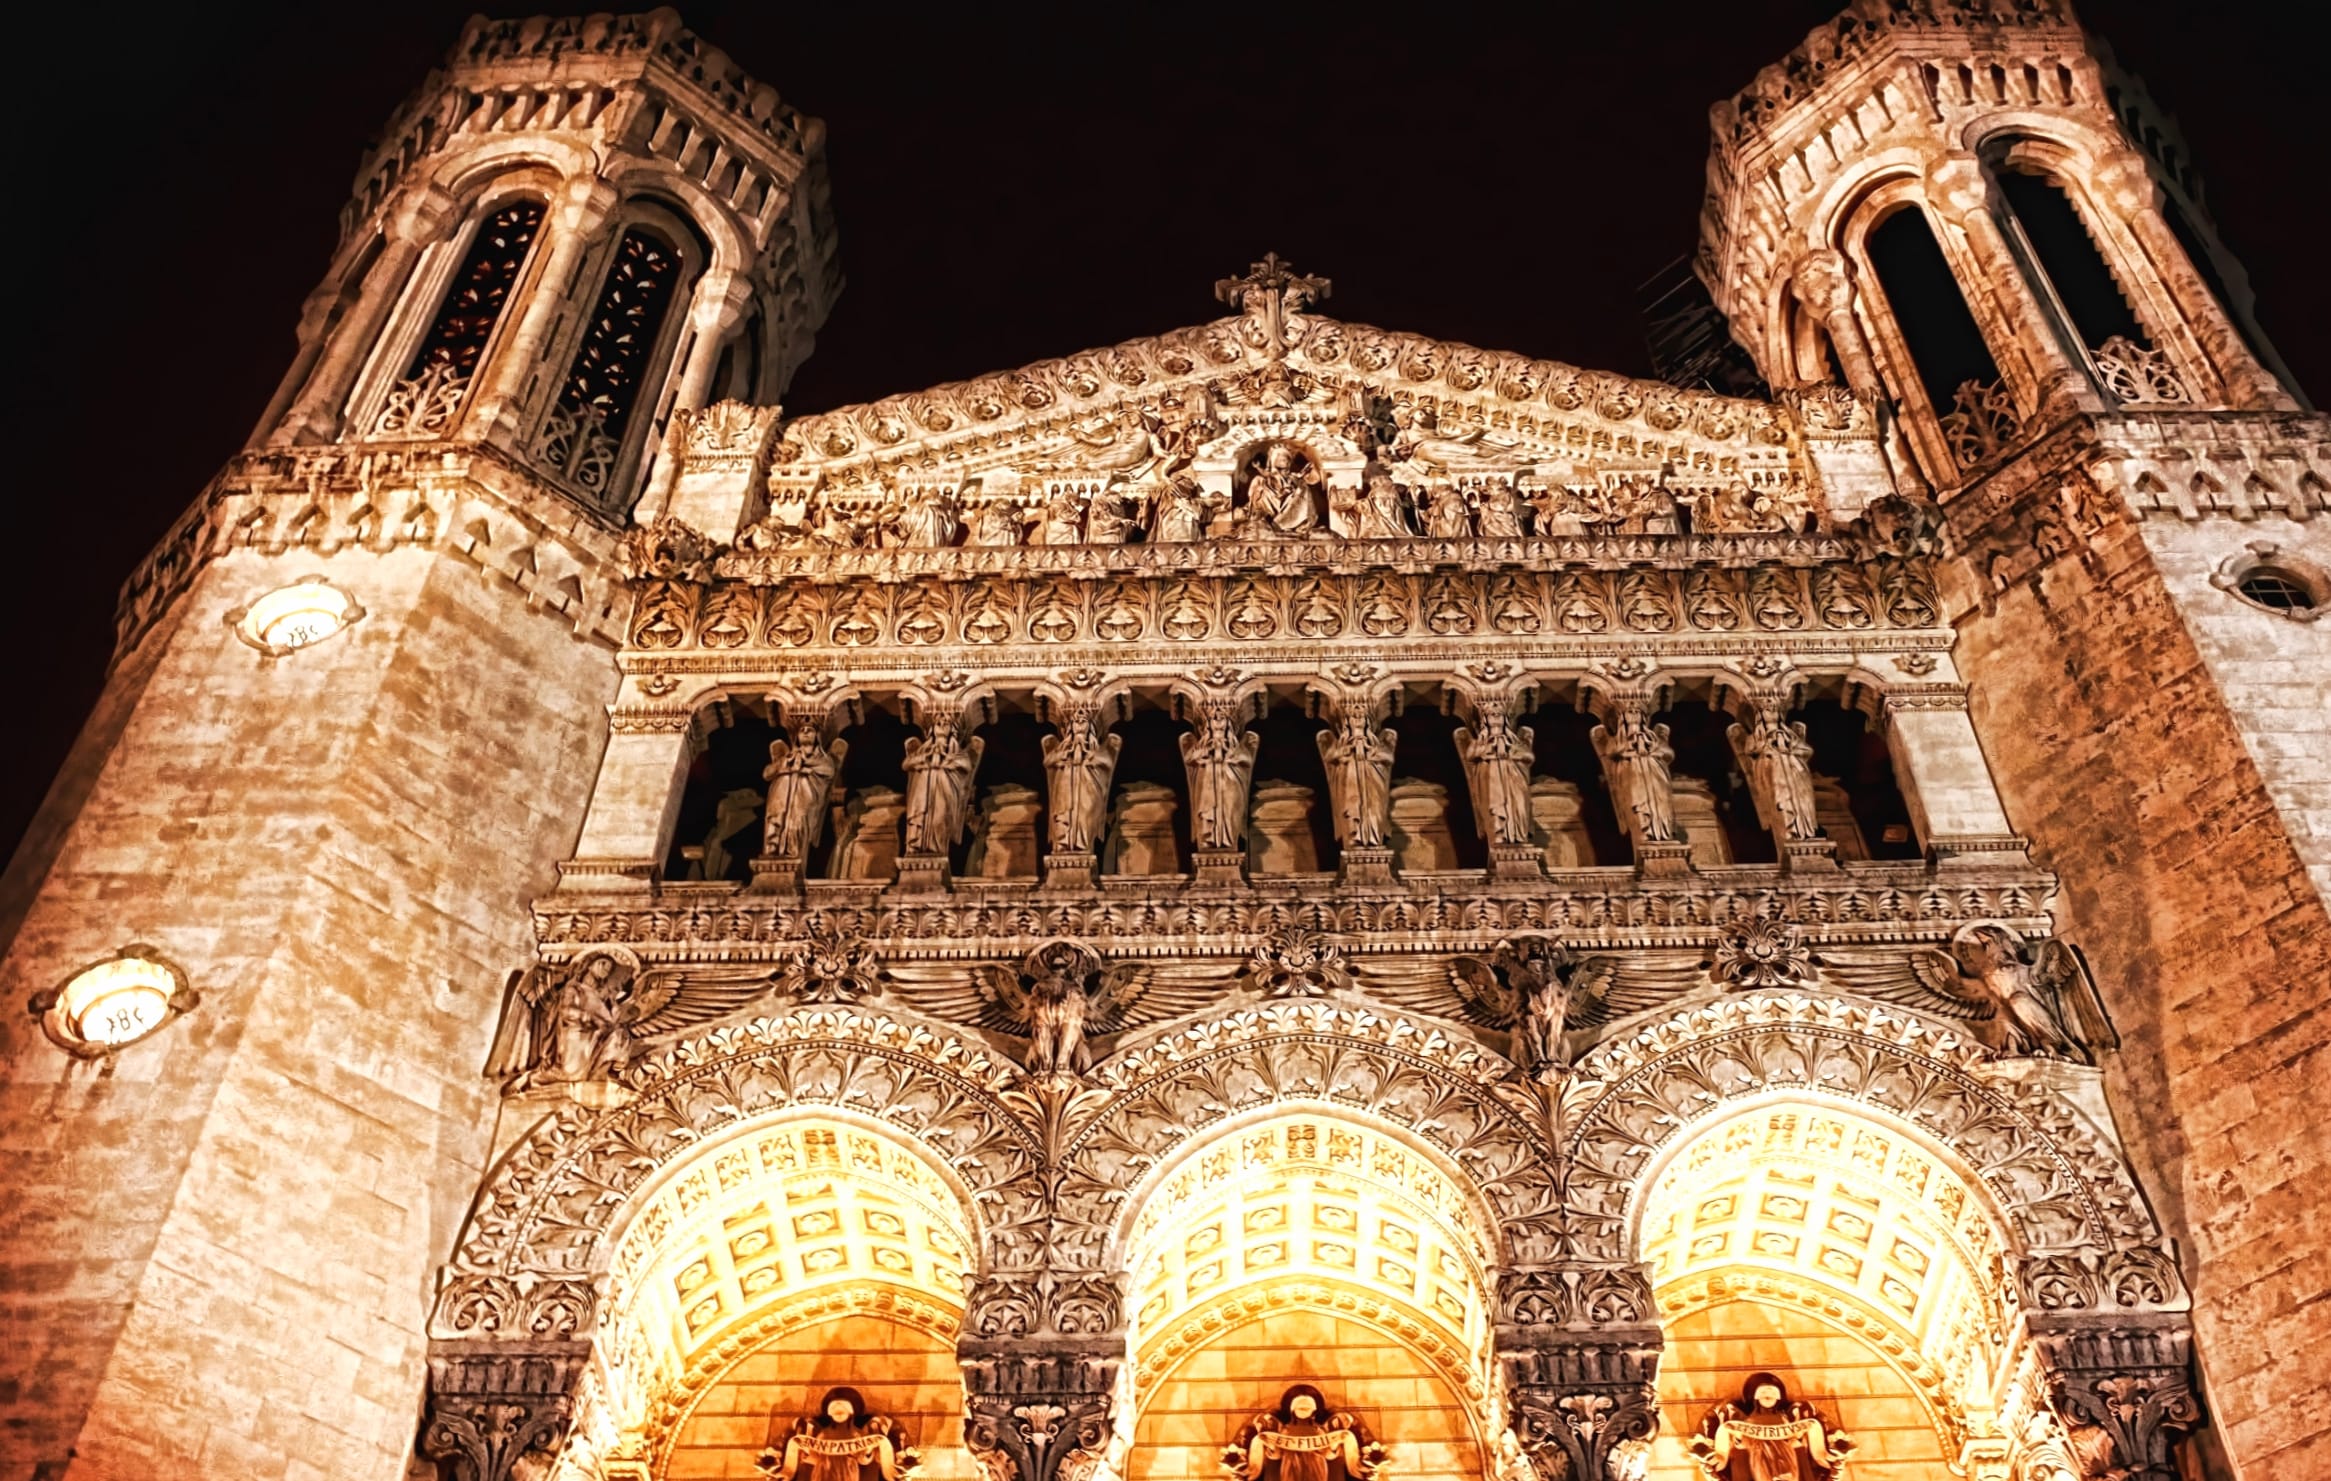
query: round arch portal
1632 1100 2014 1474
562 1109 984 1479
1115 1108 1501 1481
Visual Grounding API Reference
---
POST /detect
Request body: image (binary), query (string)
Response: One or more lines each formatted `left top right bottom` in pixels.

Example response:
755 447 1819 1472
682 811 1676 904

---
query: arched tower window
1993 167 2191 407
541 223 691 507
1863 207 2013 471
373 200 544 437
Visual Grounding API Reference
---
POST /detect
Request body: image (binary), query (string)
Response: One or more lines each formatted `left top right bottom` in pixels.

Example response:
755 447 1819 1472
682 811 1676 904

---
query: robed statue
1223 1386 1388 1481
1689 1373 1854 1480
759 1387 919 1481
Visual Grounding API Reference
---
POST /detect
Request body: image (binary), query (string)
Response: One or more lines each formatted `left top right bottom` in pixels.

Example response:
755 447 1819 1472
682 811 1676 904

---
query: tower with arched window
1702 4 2331 1476
4 6 2324 1481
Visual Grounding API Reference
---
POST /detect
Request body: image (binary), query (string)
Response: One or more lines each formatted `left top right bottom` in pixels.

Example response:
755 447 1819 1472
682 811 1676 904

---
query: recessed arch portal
1634 1101 2014 1472
1116 1109 1500 1481
569 1108 983 1476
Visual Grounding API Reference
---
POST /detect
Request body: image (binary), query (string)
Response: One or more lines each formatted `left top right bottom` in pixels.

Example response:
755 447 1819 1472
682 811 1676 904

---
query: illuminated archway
1117 1109 1498 1481
570 1109 983 1478
1633 1100 2009 1475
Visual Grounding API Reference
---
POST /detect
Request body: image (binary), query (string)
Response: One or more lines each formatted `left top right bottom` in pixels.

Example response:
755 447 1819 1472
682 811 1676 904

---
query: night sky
7 2 2322 855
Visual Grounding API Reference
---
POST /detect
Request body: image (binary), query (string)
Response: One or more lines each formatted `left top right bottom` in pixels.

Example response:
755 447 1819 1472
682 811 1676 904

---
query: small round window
228 577 365 656
2214 544 2326 623
2237 568 2315 613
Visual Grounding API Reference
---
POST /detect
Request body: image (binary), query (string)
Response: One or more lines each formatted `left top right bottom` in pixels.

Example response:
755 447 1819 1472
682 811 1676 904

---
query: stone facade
2 5 2319 1481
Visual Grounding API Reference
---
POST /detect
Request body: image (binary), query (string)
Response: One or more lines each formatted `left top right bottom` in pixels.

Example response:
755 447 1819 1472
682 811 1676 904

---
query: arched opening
579 1113 982 1480
1994 167 2146 355
1792 694 1919 862
1651 695 1774 867
1634 1101 2012 1478
1386 699 1486 875
375 197 546 437
1247 699 1338 878
1121 1112 1496 1481
960 706 1053 883
1526 694 1630 869
826 700 915 883
542 208 703 510
1862 205 2013 471
1105 702 1196 879
667 700 779 883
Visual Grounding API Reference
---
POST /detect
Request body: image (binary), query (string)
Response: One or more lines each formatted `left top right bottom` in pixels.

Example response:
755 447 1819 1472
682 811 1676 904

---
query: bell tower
1700 1 2330 1474
0 10 836 1478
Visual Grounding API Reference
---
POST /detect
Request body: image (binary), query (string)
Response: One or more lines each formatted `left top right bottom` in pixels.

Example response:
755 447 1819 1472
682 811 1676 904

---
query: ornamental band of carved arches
430 983 2189 1481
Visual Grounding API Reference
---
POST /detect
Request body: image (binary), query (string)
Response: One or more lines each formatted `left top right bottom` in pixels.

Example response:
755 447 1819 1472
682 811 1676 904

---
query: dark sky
7 2 2322 854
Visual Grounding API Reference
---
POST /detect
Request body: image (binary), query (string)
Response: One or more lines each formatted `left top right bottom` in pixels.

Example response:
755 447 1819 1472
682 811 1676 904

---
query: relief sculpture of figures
1453 702 1538 846
1729 709 1822 841
1244 442 1323 538
1333 469 1411 539
1419 482 1473 538
1042 707 1122 854
763 727 847 861
1315 709 1397 848
902 719 985 856
1592 704 1680 846
759 1388 917 1481
484 950 640 1090
889 483 961 549
967 495 1024 547
1223 1386 1387 1481
1688 1373 1853 1480
1153 474 1222 543
1180 699 1261 849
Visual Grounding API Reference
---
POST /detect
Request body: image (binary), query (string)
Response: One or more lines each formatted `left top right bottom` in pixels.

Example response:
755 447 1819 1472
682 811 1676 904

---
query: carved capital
419 1343 588 1481
1499 1335 1663 1481
1497 1263 1658 1330
964 1272 1126 1343
2027 1317 2201 1480
1789 248 1856 318
958 1340 1125 1481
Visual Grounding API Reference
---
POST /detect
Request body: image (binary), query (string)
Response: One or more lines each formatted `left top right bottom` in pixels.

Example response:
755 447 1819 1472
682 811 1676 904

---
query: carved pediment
728 268 1854 554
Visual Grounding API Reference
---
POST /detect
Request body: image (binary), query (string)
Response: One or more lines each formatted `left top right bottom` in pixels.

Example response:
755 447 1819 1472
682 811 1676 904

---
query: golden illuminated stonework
4 4 2323 1481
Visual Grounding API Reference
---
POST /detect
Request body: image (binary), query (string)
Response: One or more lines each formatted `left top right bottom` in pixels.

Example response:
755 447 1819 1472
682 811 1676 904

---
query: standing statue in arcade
1224 1386 1388 1481
1689 1373 1854 1480
759 1388 918 1481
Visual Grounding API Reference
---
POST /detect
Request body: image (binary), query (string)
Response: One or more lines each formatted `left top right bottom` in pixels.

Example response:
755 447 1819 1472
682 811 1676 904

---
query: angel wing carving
884 950 1240 1076
1810 945 1993 1021
623 964 789 1040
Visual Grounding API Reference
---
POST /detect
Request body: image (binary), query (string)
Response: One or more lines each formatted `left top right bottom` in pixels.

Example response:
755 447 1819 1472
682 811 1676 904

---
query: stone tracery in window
541 226 685 500
374 200 544 437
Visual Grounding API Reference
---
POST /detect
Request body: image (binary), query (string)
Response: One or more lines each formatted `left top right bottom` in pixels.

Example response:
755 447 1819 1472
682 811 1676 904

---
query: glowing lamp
228 577 365 657
32 946 195 1055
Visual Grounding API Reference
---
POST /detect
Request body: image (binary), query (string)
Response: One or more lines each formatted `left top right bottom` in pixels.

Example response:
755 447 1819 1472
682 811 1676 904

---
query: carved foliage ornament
1558 994 2165 1265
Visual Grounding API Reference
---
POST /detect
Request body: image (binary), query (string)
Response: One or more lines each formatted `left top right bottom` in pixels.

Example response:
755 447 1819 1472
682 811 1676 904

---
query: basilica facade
4 5 2326 1481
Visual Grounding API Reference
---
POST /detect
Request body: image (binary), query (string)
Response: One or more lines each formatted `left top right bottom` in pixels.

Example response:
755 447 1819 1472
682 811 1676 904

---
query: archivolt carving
435 1009 1035 1339
1559 993 2164 1267
1137 1279 1488 1402
1061 1001 1553 1265
645 1281 964 1474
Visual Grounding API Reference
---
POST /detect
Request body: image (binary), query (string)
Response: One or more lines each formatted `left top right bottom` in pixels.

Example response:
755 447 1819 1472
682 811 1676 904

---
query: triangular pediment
772 312 1801 498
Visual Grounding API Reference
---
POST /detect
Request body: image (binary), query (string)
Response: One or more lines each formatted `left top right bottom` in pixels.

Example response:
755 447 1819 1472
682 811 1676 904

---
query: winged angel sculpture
485 947 784 1090
885 939 1237 1079
1813 923 2115 1061
1355 935 1711 1080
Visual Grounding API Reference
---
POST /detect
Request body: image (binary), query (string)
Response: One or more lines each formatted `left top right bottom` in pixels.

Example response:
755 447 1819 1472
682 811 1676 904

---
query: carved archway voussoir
1076 1009 1556 1259
438 1011 1032 1339
1559 994 2156 1265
